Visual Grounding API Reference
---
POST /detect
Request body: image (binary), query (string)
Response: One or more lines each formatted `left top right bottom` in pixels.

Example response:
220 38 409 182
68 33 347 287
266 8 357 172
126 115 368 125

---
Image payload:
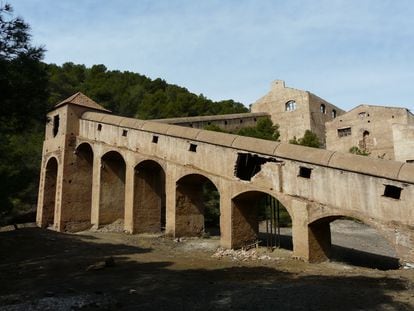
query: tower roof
54 92 111 112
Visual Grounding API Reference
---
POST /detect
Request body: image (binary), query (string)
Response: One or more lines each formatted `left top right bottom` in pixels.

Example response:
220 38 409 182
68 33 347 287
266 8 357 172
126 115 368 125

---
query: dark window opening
240 119 243 123
234 153 277 181
224 121 228 125
189 123 193 127
406 160 414 163
332 109 337 118
189 143 197 152
152 135 159 143
53 115 60 137
254 118 257 122
383 185 402 200
285 100 296 111
298 166 312 178
122 129 128 137
338 127 351 137
97 124 102 131
320 104 326 114
208 122 211 125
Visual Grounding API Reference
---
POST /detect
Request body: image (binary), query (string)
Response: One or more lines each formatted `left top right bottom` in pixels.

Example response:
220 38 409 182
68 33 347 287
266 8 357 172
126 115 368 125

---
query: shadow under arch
308 214 399 270
175 173 220 237
231 190 292 250
133 159 166 233
62 142 94 231
99 150 126 226
42 157 59 228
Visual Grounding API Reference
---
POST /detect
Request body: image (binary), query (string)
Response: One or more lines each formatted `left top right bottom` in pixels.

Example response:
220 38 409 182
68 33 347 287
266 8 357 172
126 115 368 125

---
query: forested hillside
47 63 247 119
0 3 249 221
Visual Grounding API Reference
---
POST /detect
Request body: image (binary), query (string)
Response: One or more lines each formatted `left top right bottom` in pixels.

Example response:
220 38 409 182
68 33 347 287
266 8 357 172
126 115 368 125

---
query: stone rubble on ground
212 247 280 261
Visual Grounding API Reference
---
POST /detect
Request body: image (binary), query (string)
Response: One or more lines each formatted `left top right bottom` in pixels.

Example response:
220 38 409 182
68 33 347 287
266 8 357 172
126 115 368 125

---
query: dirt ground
1 221 414 310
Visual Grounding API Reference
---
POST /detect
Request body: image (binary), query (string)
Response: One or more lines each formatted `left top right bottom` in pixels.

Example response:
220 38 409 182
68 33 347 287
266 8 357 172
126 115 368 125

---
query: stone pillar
124 161 135 234
90 151 101 228
219 187 232 249
165 170 176 236
291 199 331 262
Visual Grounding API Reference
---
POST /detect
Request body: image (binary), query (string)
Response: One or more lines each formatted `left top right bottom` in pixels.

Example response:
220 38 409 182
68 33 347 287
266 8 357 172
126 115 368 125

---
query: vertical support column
124 160 135 234
165 168 176 236
36 155 47 227
219 184 232 249
90 151 101 228
291 199 331 262
53 157 64 231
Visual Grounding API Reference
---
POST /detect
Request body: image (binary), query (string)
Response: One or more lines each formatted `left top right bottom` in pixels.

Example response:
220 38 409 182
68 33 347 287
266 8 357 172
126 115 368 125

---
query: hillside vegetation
0 3 249 220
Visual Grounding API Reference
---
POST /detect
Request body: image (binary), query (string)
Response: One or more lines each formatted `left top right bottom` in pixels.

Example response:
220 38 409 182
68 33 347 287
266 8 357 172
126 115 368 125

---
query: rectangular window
298 166 312 178
53 115 60 137
189 143 197 152
152 135 159 144
122 129 128 137
337 127 351 137
97 124 102 131
383 185 402 200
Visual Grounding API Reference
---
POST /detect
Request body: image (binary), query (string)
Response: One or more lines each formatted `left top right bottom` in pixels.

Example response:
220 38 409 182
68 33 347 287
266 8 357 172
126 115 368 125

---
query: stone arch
133 159 166 233
308 214 399 269
42 156 58 228
231 191 292 249
64 142 94 231
99 150 126 226
175 173 221 237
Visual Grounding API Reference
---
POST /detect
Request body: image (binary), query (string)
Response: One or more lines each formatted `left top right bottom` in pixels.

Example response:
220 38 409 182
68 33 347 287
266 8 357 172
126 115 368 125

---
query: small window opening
383 185 402 200
332 109 337 118
363 130 370 137
320 104 326 114
189 143 197 152
189 123 193 128
152 135 159 143
224 121 228 125
122 129 128 137
359 112 366 119
406 160 414 163
53 115 60 137
337 127 352 137
234 153 277 181
240 119 243 123
285 100 296 112
97 124 102 131
298 166 312 178
254 118 257 122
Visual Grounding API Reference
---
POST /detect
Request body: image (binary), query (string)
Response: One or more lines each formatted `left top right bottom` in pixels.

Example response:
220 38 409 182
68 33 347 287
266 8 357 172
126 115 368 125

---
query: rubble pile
212 247 278 261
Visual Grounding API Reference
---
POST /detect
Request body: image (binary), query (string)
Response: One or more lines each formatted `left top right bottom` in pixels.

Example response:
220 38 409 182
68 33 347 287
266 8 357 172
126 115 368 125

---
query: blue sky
10 0 414 111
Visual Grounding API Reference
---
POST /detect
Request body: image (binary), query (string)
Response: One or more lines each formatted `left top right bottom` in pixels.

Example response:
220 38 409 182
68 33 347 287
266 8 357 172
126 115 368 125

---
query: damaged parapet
234 153 278 181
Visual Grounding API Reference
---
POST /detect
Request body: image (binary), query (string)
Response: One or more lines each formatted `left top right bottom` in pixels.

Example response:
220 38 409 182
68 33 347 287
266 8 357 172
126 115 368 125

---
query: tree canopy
289 130 320 148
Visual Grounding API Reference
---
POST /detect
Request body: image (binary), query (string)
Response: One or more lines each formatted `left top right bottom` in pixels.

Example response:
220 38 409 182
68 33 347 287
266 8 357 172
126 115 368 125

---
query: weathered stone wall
37 96 414 264
326 105 412 160
152 112 269 132
392 123 414 162
251 80 344 144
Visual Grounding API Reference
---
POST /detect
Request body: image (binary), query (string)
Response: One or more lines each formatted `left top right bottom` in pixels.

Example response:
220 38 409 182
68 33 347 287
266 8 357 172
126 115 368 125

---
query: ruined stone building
250 80 345 146
36 92 414 264
326 105 414 162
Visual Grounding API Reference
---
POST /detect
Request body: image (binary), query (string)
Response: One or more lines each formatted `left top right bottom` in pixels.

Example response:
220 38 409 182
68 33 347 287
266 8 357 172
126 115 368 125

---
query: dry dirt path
0 224 413 310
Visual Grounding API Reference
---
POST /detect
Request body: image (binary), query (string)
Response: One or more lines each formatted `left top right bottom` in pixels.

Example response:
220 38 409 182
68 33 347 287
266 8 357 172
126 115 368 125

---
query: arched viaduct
36 93 414 263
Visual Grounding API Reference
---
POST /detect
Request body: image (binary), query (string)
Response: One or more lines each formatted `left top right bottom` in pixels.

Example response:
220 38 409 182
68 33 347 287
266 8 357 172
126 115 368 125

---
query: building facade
251 80 345 146
326 105 414 161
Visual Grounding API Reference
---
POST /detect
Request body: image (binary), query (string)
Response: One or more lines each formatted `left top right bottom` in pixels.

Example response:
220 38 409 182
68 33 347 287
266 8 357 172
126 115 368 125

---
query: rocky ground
0 220 413 310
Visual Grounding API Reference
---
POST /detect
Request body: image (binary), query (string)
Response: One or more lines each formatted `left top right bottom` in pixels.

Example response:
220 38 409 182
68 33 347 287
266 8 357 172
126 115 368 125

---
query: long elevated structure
37 93 414 263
